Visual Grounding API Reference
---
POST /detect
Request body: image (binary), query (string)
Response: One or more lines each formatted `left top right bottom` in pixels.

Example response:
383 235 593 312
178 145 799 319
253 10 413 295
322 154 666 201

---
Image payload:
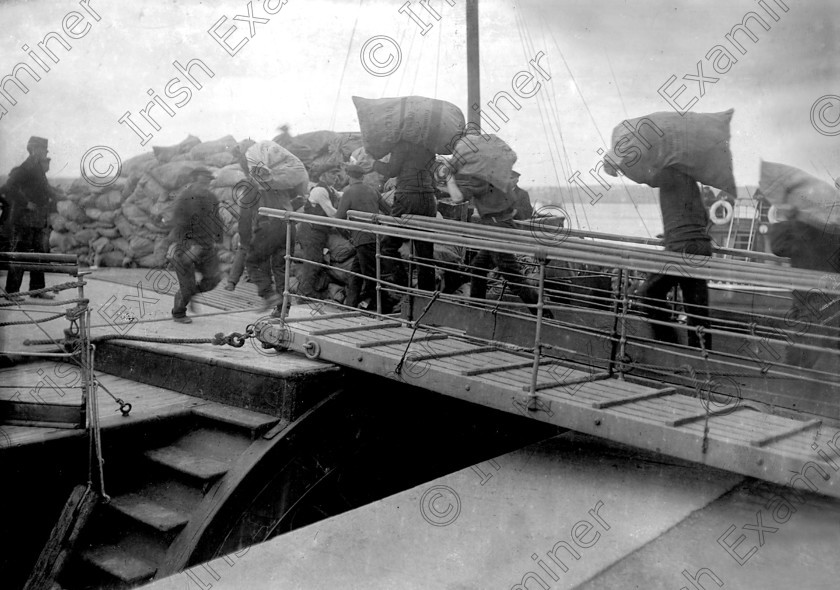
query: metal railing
261 207 840 412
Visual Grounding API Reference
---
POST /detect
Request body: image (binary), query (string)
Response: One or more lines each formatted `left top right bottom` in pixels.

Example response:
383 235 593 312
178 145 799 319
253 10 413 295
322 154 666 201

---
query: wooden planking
310 321 404 336
357 334 449 349
278 312 840 498
23 485 99 590
592 387 677 409
751 419 823 448
462 359 561 377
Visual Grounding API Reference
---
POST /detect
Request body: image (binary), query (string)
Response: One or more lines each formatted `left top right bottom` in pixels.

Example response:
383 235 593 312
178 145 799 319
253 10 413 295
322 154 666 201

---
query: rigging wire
546 29 653 237
434 11 443 97
512 4 582 228
605 50 629 121
396 25 418 96
329 0 363 130
531 14 591 228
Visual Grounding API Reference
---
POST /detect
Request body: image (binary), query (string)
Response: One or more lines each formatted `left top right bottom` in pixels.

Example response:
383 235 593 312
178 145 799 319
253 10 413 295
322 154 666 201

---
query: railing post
528 255 547 410
375 233 383 315
617 271 631 380
281 214 293 322
607 268 624 377
407 238 415 322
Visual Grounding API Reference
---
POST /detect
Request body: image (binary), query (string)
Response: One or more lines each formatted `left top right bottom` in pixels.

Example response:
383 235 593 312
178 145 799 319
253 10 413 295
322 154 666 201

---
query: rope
394 291 441 376
2 280 85 299
0 297 88 308
0 312 65 327
24 334 225 346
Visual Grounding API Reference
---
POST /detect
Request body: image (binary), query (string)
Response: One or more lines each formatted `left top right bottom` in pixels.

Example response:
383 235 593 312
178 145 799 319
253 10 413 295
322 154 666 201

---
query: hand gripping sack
450 134 517 193
353 96 466 159
759 161 840 233
245 141 309 191
604 109 737 196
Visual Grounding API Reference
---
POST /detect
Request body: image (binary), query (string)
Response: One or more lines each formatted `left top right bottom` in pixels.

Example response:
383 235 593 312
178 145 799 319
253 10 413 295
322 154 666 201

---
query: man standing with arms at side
636 168 713 350
167 168 223 324
298 164 341 300
510 170 533 221
3 136 54 301
373 141 438 311
335 164 389 309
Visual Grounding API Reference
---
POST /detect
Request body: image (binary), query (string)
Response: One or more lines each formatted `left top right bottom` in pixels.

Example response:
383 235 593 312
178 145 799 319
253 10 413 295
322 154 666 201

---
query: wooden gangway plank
272 311 840 500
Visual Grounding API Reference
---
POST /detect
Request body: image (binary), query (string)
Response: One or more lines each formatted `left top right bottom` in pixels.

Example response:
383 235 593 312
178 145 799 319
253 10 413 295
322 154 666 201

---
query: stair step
108 494 189 532
81 546 157 584
192 403 280 438
145 446 229 482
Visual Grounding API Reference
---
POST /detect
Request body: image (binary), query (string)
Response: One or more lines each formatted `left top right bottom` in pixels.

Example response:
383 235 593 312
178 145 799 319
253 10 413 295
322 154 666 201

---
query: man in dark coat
167 168 223 323
510 170 533 221
336 164 389 308
3 136 54 300
636 168 712 349
770 217 840 368
373 142 438 310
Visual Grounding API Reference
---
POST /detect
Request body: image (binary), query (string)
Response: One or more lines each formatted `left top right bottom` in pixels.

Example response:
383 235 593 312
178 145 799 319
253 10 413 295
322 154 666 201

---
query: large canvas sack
212 164 247 188
450 134 517 193
150 161 206 190
188 135 238 160
353 96 466 159
121 152 158 179
153 135 201 164
605 109 737 195
246 141 309 191
759 161 840 233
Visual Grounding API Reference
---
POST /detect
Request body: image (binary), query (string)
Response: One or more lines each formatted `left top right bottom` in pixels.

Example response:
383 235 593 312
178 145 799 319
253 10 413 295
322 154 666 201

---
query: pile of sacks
46 132 389 305
48 134 254 273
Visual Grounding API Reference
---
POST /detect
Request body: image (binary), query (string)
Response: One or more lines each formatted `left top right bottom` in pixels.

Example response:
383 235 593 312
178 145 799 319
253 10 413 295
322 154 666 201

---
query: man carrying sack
373 141 438 310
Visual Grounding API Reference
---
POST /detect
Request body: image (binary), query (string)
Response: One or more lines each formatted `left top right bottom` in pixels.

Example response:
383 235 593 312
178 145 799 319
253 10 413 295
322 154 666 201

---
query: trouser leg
228 246 246 285
27 227 46 291
356 243 377 302
638 272 680 344
681 277 711 350
195 248 222 294
299 224 329 298
171 249 199 318
469 249 493 300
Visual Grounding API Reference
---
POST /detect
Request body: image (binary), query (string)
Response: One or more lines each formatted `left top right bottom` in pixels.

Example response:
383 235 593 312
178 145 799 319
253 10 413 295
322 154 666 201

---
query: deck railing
260 207 840 416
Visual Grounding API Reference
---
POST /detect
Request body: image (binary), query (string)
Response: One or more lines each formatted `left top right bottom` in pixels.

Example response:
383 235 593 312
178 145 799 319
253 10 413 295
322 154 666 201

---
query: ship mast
466 0 480 129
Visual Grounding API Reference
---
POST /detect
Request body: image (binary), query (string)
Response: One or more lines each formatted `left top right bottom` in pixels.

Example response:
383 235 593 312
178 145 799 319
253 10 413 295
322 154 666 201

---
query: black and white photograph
1 1 839 588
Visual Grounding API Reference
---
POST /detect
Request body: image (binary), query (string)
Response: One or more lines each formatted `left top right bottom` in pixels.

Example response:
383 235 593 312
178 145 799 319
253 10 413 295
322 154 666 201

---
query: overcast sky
0 0 837 189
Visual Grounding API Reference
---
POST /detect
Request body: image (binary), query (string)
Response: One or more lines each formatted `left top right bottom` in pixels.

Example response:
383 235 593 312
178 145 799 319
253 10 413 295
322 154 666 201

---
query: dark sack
605 109 737 196
353 96 466 159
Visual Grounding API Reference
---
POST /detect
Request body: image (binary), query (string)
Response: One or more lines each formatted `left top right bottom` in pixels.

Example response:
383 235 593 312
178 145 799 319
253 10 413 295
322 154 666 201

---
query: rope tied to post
395 290 441 376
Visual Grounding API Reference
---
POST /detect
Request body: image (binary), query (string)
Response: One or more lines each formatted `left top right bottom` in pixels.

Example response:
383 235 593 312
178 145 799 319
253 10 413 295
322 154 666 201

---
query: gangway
257 208 840 501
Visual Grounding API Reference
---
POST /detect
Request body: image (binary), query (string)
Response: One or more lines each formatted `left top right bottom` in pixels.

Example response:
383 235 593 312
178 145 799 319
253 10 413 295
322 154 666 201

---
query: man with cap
373 141 438 311
166 167 223 323
336 164 389 308
510 170 533 221
3 136 54 300
297 163 341 300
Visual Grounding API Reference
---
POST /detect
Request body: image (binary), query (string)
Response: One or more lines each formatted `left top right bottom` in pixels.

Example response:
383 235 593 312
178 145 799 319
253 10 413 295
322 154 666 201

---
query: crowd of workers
1 135 838 368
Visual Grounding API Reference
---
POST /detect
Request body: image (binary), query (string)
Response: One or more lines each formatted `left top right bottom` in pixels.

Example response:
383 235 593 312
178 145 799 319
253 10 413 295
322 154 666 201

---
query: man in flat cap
166 167 223 323
336 164 389 308
297 163 342 300
3 136 54 300
510 170 533 221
